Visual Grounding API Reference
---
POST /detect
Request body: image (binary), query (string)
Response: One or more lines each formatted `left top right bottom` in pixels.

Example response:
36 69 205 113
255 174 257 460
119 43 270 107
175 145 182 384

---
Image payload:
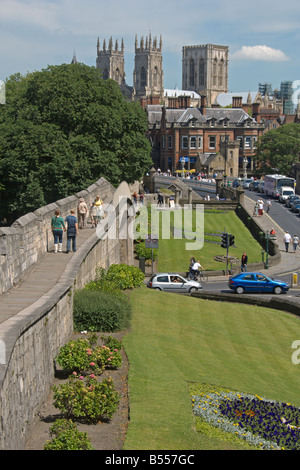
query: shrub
52 375 119 423
135 241 158 262
105 264 145 290
102 335 122 351
55 336 122 374
73 289 132 332
44 419 93 450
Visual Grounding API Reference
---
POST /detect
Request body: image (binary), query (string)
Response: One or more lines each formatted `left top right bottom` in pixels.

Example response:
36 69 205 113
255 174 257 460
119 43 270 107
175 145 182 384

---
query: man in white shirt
283 231 292 252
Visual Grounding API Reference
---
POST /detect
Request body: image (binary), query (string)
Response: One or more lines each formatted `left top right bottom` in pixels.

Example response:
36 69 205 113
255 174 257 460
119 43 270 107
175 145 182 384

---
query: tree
0 63 152 224
254 123 300 176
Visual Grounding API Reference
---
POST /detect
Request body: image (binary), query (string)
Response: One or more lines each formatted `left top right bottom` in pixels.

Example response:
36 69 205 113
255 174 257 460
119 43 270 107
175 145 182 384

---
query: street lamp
243 156 248 179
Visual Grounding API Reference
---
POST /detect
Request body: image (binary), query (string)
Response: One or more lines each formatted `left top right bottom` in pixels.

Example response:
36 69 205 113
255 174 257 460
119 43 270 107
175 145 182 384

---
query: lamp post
243 156 248 179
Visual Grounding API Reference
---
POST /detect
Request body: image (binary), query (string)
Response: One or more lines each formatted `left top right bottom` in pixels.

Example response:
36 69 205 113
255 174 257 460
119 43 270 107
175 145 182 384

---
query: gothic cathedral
96 33 164 105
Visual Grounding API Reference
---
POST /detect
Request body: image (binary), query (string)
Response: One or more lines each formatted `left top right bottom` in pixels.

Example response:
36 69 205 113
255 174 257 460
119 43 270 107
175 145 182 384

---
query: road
202 187 300 295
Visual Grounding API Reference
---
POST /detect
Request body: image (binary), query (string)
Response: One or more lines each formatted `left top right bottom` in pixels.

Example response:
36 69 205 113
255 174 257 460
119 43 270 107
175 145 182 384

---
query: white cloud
231 45 290 62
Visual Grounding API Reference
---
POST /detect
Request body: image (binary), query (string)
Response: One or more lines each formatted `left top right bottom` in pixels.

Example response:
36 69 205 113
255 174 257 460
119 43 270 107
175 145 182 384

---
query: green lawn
122 287 300 450
156 210 262 272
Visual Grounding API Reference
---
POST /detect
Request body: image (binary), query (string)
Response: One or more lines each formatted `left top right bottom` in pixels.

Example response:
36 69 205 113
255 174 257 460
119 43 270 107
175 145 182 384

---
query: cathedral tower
96 36 125 85
182 44 229 107
133 33 164 103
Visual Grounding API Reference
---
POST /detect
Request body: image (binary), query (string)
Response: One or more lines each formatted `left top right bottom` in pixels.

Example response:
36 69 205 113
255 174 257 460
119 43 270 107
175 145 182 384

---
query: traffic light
229 234 235 246
221 232 228 248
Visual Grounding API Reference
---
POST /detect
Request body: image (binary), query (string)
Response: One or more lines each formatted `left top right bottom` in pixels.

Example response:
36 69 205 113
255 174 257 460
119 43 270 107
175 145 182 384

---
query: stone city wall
0 177 114 295
0 178 134 449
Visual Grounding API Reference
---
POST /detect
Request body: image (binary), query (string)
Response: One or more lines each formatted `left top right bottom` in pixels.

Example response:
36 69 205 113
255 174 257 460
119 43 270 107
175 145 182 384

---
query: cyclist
189 260 204 280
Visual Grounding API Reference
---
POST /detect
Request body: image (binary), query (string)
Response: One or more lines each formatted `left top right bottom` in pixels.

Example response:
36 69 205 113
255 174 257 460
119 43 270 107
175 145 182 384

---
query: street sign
145 234 159 249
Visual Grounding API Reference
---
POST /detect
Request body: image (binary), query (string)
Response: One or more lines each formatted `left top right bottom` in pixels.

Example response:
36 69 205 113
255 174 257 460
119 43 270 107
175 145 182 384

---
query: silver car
147 273 202 294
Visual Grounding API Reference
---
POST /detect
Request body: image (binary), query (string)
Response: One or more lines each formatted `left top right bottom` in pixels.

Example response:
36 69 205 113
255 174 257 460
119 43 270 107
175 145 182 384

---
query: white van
279 186 295 203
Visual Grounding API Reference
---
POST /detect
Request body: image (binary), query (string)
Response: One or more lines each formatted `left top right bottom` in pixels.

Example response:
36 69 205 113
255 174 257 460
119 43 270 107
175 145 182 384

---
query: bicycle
189 270 208 283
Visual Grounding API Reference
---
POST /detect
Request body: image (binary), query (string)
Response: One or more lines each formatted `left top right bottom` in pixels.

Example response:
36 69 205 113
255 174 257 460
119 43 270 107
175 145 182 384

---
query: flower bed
191 384 300 450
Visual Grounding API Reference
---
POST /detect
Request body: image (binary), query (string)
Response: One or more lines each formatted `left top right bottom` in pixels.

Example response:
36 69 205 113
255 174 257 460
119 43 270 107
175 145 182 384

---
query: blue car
228 272 289 295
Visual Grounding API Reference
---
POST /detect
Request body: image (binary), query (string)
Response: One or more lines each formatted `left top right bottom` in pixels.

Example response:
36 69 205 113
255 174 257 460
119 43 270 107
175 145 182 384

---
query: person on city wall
283 231 292 252
51 209 66 253
78 197 88 229
65 209 78 253
293 234 299 253
241 251 248 272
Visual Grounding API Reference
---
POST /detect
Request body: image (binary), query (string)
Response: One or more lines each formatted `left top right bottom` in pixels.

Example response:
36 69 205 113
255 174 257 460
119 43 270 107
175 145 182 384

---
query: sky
1 0 300 94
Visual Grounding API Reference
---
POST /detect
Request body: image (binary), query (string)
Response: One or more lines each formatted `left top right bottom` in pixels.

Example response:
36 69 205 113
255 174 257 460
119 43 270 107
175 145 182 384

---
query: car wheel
189 287 197 293
273 286 282 295
155 287 161 291
236 286 245 294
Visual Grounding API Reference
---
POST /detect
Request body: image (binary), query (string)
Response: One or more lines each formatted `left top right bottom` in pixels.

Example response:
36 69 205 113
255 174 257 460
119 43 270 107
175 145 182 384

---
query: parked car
242 178 253 189
147 273 202 294
257 181 265 193
228 272 289 294
286 195 300 208
291 201 300 213
249 180 260 191
232 179 242 188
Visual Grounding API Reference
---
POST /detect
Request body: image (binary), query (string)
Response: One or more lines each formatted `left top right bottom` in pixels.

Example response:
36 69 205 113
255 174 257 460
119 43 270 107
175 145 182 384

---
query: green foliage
55 336 122 374
44 419 94 450
255 123 300 176
105 264 145 290
102 334 122 351
0 63 152 223
85 264 145 291
135 241 158 261
52 375 119 423
73 289 132 332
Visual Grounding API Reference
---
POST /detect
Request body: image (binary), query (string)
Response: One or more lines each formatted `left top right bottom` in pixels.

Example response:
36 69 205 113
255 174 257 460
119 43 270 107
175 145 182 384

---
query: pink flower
79 376 84 380
89 362 95 366
90 374 95 378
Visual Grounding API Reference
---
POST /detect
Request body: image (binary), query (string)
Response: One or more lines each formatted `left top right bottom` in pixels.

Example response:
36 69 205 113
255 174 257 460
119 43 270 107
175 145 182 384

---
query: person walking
293 234 299 253
258 198 264 216
283 231 292 252
266 198 272 213
65 209 78 253
90 201 97 228
94 195 104 225
78 197 88 229
241 251 248 272
253 202 259 217
51 209 66 253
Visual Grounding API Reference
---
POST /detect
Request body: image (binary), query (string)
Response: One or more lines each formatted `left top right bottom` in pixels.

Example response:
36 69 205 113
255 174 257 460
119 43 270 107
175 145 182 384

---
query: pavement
1 197 300 327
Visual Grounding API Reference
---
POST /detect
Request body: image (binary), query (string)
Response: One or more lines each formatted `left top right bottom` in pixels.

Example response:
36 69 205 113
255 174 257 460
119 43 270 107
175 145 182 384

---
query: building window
168 135 172 149
182 136 188 149
141 67 147 88
199 59 204 86
244 137 252 149
189 59 195 87
237 137 243 148
198 136 203 149
209 136 216 149
161 135 166 150
190 136 197 149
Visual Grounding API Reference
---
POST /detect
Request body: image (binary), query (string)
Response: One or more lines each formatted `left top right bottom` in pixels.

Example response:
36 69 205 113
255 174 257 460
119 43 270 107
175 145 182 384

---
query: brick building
147 96 264 177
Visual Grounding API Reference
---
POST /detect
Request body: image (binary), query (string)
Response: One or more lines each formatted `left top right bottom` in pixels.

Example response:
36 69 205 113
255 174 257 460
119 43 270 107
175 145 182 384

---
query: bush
55 336 122 374
135 241 158 262
44 419 94 450
105 264 145 290
73 289 132 332
52 375 119 423
85 264 145 292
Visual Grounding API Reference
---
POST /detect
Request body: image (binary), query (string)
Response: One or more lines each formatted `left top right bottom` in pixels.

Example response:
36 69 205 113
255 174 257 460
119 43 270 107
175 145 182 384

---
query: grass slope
122 287 300 450
157 210 262 272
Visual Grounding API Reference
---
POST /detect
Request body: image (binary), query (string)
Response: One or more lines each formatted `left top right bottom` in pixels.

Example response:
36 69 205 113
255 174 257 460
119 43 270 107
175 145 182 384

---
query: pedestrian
133 192 138 205
51 209 66 253
65 209 78 253
293 234 299 253
266 198 272 213
253 202 259 217
258 198 264 216
94 195 104 225
139 192 144 205
241 251 248 272
77 197 88 229
90 201 97 228
283 231 292 252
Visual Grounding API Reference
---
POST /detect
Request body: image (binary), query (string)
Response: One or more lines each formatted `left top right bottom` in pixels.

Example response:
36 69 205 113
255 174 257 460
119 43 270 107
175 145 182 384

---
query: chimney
232 96 243 108
201 95 207 115
252 102 261 122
